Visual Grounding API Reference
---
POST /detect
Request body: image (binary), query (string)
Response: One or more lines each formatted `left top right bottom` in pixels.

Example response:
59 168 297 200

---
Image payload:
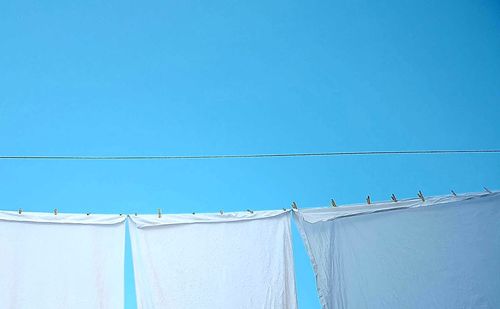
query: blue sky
1 0 499 307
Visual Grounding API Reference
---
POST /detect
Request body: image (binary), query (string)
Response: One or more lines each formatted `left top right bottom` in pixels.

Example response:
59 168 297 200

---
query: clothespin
54 208 58 215
366 195 371 205
246 209 254 214
157 208 162 218
18 209 22 215
418 190 425 202
391 194 398 202
330 199 337 207
291 202 298 210
451 190 457 196
484 187 492 193
219 210 224 215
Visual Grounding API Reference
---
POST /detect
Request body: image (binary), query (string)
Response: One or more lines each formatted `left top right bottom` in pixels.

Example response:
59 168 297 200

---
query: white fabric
129 210 297 309
295 192 500 309
0 212 126 309
129 209 287 228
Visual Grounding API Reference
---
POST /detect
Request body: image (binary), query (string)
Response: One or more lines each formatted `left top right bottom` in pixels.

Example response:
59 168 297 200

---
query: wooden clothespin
54 208 58 215
391 194 398 202
157 208 162 218
366 195 371 205
418 190 425 202
18 209 22 215
451 190 457 196
484 187 492 193
330 199 337 207
291 202 298 210
246 209 254 214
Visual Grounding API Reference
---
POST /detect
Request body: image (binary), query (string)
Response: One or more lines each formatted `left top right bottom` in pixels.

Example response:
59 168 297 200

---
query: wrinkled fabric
0 212 126 309
129 210 297 309
295 192 500 309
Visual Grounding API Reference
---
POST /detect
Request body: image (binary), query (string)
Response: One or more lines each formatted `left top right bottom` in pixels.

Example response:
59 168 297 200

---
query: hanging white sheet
0 211 126 309
294 192 500 309
129 210 297 309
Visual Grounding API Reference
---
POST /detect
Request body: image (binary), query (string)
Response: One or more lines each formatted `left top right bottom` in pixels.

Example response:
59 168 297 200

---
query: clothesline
10 189 495 218
0 149 499 160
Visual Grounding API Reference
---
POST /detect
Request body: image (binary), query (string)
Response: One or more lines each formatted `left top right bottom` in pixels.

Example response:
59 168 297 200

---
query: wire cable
0 149 499 160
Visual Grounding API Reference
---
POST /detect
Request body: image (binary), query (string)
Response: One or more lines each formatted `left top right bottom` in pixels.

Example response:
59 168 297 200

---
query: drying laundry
294 192 500 309
129 210 297 309
0 211 126 309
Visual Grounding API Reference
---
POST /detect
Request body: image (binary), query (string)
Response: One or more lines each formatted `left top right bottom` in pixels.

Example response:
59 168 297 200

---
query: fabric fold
297 191 491 223
0 210 126 225
128 209 289 228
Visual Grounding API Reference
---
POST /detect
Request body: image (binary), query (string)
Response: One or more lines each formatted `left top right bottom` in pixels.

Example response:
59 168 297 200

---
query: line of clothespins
15 187 493 217
290 187 493 210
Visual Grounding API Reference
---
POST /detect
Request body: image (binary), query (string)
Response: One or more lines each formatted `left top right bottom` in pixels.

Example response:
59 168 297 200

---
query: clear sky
1 0 499 307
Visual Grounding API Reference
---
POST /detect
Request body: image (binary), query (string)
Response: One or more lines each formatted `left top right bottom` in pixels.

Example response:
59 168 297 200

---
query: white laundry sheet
294 192 500 309
129 210 297 309
0 211 126 309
